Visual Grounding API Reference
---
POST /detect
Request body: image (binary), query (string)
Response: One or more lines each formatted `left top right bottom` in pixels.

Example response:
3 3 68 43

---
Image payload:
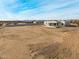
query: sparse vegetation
28 43 72 59
0 26 79 59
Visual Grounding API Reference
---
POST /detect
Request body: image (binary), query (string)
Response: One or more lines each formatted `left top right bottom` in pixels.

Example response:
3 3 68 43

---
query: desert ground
0 25 79 59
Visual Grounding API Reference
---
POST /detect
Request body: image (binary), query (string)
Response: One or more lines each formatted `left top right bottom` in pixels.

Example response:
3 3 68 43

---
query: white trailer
44 20 66 28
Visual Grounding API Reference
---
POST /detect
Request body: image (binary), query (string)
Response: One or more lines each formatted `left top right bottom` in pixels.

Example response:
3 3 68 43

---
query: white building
44 20 66 28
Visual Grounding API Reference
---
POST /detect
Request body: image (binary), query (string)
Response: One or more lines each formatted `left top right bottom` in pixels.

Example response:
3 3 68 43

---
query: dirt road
0 26 79 59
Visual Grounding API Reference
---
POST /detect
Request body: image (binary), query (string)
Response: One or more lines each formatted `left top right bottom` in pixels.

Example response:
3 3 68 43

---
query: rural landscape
0 20 79 59
0 0 79 59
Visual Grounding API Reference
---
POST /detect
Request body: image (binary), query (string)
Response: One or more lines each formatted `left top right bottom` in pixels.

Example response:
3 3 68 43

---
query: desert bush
28 42 72 59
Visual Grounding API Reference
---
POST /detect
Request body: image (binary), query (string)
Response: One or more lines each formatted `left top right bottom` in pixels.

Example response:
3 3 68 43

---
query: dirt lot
0 26 79 59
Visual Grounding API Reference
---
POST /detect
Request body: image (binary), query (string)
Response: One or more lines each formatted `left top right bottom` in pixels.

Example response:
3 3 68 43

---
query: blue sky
0 0 79 20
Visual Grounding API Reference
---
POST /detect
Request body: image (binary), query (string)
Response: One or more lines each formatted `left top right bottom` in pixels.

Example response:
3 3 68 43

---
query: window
49 23 57 26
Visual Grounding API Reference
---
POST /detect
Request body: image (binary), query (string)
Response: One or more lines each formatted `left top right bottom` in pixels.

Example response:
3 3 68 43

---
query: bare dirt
0 26 79 59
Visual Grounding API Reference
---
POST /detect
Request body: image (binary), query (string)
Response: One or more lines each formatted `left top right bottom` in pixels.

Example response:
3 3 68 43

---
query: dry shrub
28 42 73 59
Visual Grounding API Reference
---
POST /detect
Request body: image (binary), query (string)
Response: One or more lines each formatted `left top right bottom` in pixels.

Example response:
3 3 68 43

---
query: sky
0 0 79 20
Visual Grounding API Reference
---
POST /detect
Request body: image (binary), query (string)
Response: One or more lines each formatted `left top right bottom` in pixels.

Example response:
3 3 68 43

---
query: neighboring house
44 20 66 28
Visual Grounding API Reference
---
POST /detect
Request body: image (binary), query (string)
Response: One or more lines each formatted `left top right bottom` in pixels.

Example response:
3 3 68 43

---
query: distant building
44 20 69 28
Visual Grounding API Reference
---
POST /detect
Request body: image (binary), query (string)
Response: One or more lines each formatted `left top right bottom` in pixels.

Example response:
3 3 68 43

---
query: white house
44 20 66 28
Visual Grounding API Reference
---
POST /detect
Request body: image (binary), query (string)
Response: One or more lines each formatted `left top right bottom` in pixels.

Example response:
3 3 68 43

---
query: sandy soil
0 26 79 59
